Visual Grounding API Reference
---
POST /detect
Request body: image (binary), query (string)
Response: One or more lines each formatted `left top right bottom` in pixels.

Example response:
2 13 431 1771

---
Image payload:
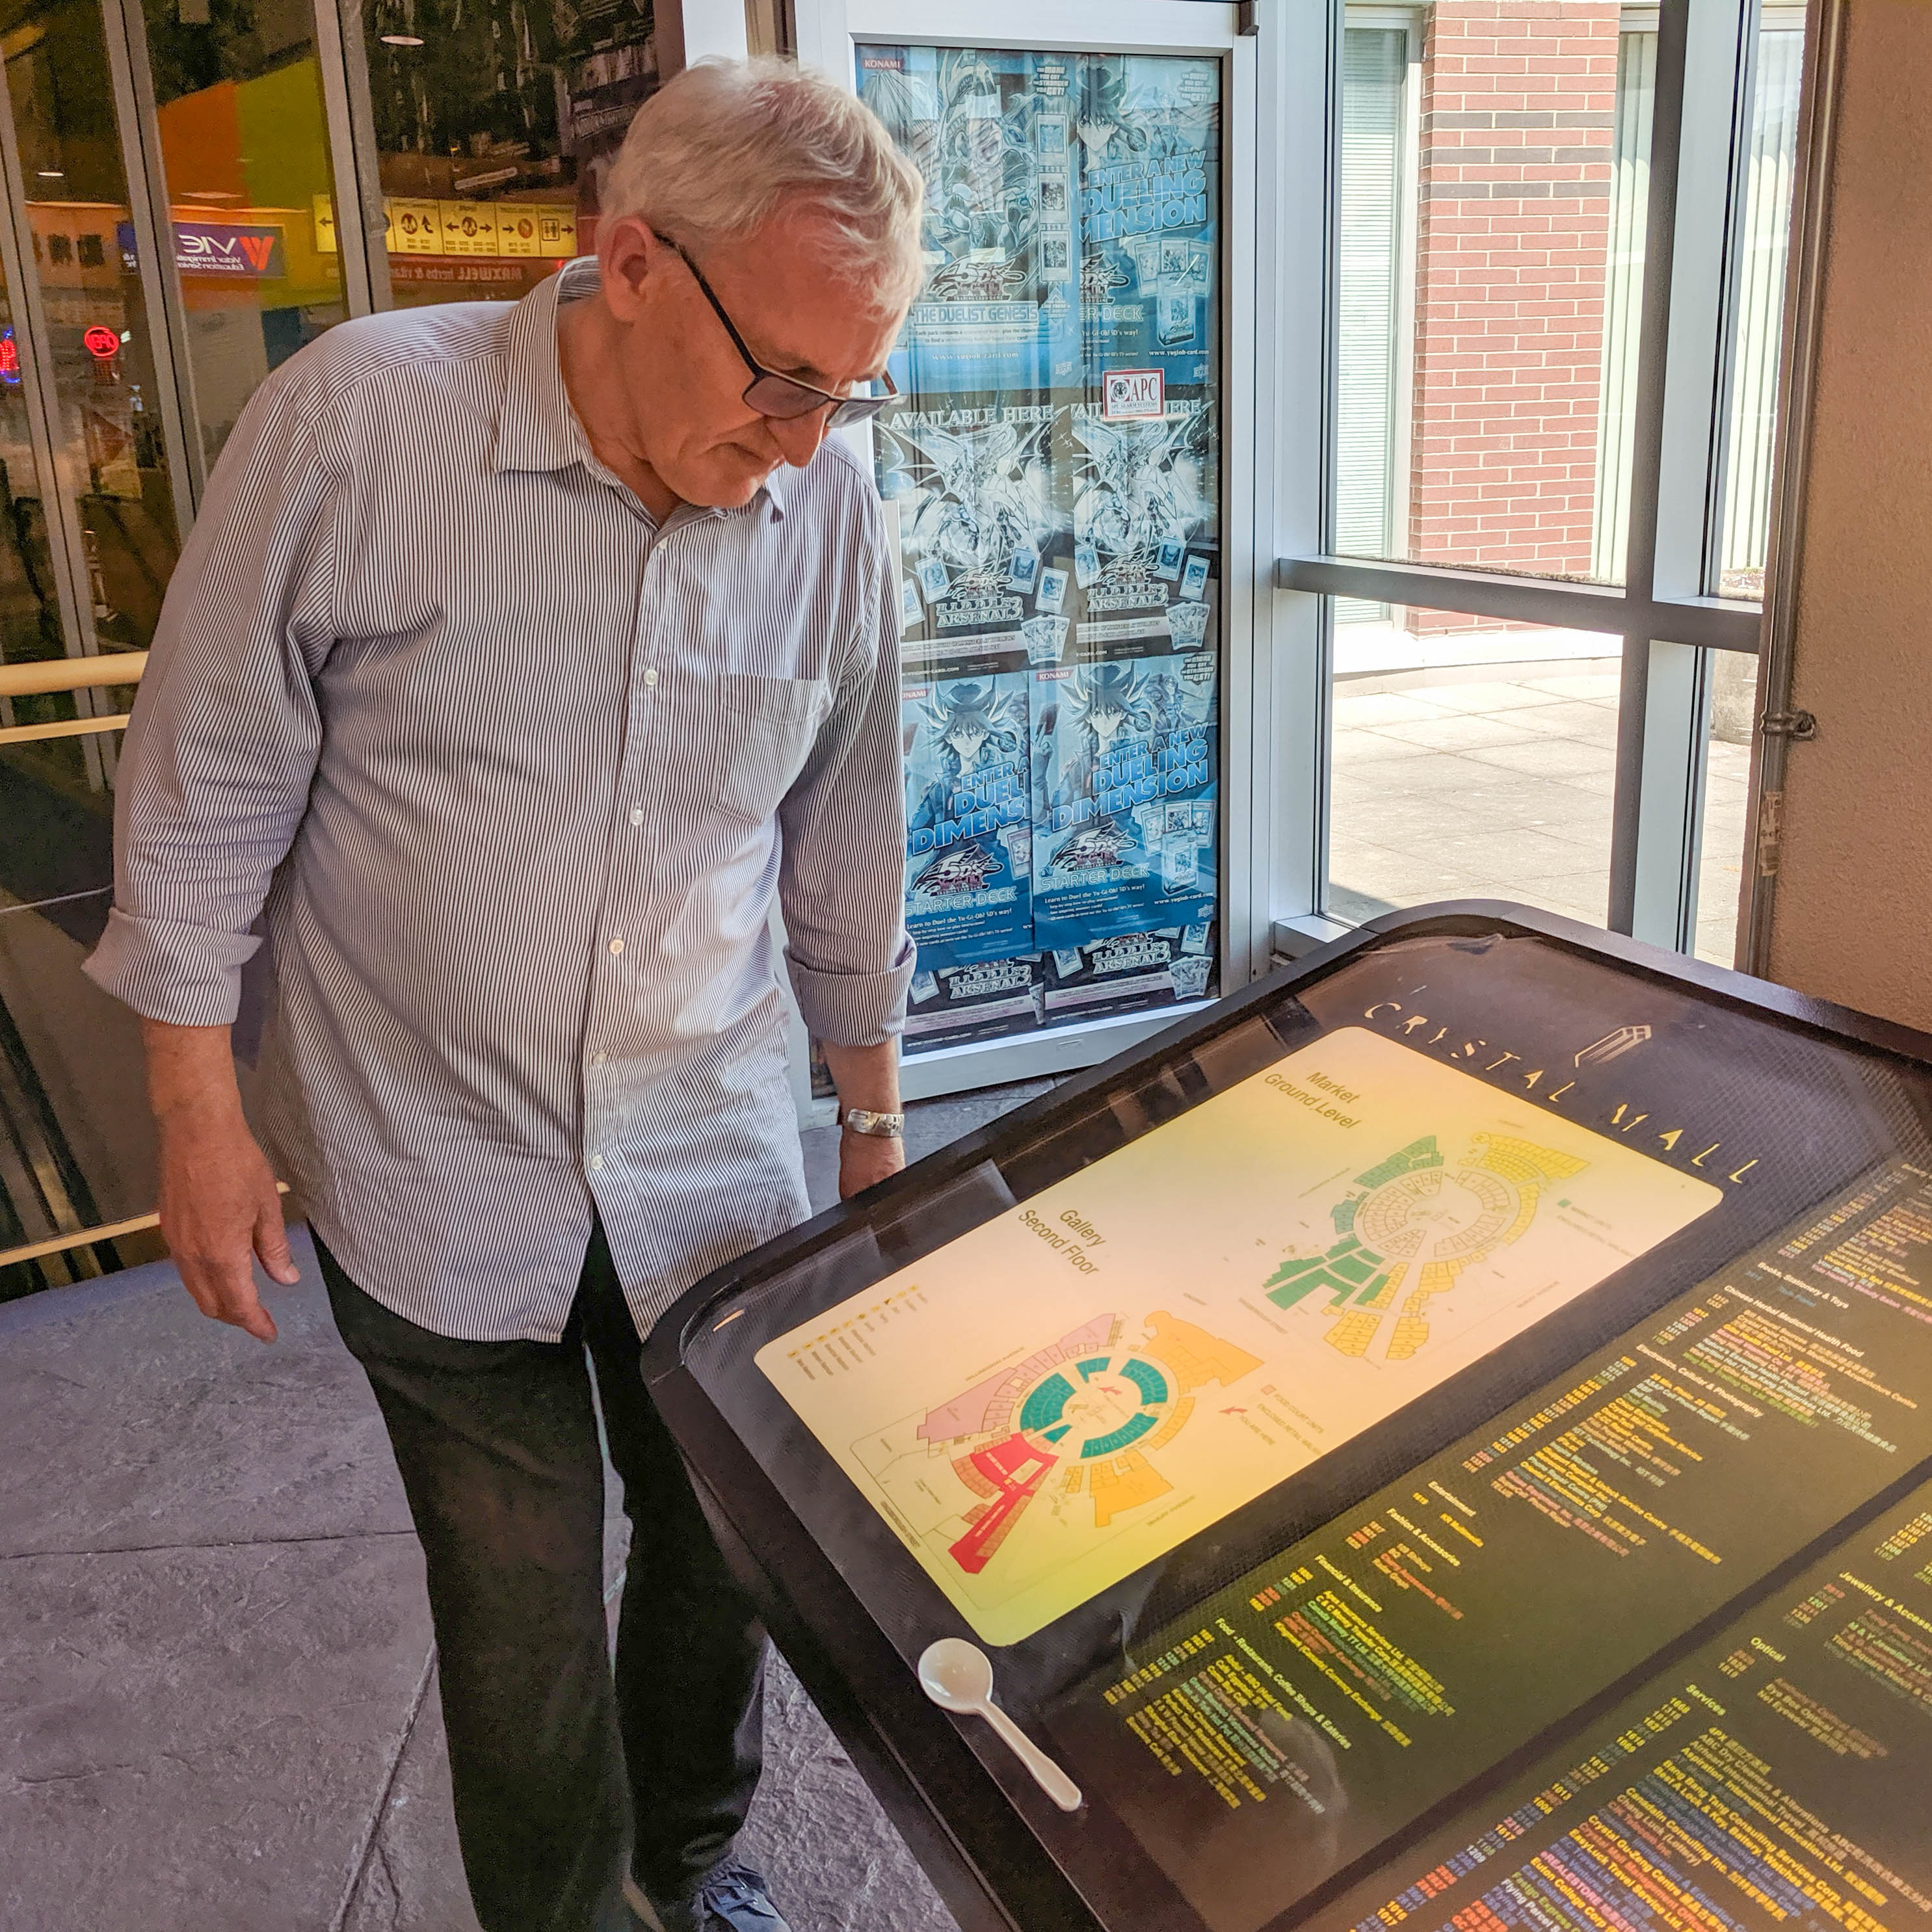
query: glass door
0 0 189 661
797 0 1263 1098
126 0 353 472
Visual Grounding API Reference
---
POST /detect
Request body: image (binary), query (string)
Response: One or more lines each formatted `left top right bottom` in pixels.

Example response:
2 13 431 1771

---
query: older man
85 58 924 1932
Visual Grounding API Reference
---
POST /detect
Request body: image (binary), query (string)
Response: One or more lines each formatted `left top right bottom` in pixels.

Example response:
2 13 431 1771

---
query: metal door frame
98 0 204 522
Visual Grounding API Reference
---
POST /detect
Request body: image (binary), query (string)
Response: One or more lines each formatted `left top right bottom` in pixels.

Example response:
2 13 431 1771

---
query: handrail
0 650 148 699
0 1184 291 1273
0 713 133 746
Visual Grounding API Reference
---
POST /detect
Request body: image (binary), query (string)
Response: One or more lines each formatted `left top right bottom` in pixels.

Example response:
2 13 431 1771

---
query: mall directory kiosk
642 905 1932 1932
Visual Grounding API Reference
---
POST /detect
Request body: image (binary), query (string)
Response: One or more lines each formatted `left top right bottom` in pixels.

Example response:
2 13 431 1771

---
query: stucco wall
1767 0 1932 1027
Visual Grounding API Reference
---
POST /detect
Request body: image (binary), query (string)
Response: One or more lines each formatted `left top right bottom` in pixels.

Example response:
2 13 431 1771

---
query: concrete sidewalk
1 1085 1048 1931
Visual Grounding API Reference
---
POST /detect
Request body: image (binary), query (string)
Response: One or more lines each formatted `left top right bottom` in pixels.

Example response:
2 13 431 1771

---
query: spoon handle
977 1701 1084 1812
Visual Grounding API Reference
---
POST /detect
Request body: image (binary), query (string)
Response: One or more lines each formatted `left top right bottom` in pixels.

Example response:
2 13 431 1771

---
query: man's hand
143 1020 298 1343
821 1037 904 1202
838 1126 905 1200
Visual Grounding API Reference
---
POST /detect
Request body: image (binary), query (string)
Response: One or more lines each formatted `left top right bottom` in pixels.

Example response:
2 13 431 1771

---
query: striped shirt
85 259 913 1342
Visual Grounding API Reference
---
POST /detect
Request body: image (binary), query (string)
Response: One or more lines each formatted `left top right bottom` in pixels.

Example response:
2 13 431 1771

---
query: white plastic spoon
918 1638 1084 1813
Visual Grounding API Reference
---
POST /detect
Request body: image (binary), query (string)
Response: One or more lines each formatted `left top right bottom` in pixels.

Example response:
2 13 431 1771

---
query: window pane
140 0 351 468
1694 650 1756 964
1715 18 1806 599
0 276 65 679
1327 607 1621 929
5 0 185 651
1337 24 1407 611
362 0 657 312
1335 3 1651 586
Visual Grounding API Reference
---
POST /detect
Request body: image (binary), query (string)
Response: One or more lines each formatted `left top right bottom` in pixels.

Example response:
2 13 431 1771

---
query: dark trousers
318 1223 765 1932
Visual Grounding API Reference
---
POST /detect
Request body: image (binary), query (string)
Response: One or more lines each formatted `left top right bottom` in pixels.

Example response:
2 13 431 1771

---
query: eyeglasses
652 230 897 429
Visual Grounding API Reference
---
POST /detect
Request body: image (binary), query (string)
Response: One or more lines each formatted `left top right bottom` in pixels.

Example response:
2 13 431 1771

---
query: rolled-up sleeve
777 507 914 1049
84 368 341 1027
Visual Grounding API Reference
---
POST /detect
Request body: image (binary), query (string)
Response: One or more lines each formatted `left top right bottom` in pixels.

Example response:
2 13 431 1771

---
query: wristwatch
840 1107 905 1140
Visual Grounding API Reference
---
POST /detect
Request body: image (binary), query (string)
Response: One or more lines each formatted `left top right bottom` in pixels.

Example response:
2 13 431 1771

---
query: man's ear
600 217 659 323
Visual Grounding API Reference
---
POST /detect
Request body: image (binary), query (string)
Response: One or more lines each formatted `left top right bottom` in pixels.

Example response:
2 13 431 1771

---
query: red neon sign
83 325 119 361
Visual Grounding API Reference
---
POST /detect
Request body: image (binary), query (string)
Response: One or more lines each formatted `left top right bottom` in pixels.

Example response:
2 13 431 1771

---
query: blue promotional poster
880 399 1067 654
856 48 1220 395
903 667 1034 970
1030 648 1218 953
856 47 1083 393
1067 399 1217 660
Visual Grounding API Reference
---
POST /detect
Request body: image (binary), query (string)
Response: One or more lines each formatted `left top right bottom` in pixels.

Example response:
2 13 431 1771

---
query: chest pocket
707 672 828 825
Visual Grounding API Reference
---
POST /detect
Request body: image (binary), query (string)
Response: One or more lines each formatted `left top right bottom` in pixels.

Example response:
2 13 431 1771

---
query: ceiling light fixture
379 32 424 45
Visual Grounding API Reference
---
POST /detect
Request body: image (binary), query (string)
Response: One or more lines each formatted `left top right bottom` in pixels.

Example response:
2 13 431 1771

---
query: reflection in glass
140 0 351 466
3 0 183 654
0 883 155 1300
1716 19 1805 600
0 276 67 732
1327 606 1621 930
1335 2 1652 587
362 0 659 310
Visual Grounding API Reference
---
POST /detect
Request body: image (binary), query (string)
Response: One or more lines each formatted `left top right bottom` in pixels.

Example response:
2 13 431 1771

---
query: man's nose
767 408 831 468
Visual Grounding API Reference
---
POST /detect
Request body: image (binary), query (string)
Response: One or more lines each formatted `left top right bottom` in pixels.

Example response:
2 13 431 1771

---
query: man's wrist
838 1107 905 1140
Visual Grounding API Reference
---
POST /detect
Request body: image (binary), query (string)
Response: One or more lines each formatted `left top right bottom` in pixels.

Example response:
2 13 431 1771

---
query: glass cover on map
680 921 1932 1932
760 1024 1720 1647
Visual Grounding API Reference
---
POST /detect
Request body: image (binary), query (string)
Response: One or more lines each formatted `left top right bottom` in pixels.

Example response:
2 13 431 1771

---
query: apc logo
174 222 285 278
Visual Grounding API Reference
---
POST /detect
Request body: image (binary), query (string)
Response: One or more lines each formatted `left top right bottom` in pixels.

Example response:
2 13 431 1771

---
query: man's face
600 213 907 509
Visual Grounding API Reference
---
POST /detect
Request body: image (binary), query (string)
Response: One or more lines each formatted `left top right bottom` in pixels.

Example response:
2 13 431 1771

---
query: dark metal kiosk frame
641 904 1932 1932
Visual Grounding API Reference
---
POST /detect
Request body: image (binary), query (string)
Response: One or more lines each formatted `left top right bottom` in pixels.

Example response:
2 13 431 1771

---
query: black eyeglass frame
652 230 898 429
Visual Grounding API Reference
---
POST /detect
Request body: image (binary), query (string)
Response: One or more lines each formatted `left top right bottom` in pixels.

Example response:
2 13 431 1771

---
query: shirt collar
495 256 793 521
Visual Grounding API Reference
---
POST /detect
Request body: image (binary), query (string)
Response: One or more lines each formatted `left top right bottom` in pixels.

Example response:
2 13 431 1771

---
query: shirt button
642 666 658 687
629 807 644 827
608 937 624 955
589 1154 603 1172
592 1052 606 1066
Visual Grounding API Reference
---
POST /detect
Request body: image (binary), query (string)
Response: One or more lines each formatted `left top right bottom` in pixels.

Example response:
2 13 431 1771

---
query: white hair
602 57 926 313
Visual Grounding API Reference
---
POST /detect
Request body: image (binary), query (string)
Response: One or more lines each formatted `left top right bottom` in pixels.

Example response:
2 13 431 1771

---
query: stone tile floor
1 1083 1054 1932
1329 659 1753 967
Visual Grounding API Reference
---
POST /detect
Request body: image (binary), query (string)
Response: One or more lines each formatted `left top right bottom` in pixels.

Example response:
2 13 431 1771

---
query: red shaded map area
949 1435 1060 1574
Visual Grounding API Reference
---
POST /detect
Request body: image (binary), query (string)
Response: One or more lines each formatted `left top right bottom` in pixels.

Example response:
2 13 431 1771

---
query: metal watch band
840 1108 906 1139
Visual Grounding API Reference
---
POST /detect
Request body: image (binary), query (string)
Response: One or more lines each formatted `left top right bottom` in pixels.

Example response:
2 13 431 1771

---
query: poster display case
795 1 1263 1094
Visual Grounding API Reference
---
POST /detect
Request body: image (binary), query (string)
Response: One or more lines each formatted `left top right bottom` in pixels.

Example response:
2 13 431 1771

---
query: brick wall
1408 0 1621 630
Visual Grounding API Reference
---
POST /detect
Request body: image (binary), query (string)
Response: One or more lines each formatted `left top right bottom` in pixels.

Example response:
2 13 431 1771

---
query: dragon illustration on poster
1070 413 1206 580
882 415 1056 594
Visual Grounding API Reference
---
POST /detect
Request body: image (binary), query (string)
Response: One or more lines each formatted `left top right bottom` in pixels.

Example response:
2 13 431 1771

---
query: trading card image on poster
876 393 1071 651
1041 922 1217 1026
855 46 1083 395
1074 54 1221 390
903 665 1033 972
904 953 1044 1051
1065 399 1219 660
1030 646 1219 954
